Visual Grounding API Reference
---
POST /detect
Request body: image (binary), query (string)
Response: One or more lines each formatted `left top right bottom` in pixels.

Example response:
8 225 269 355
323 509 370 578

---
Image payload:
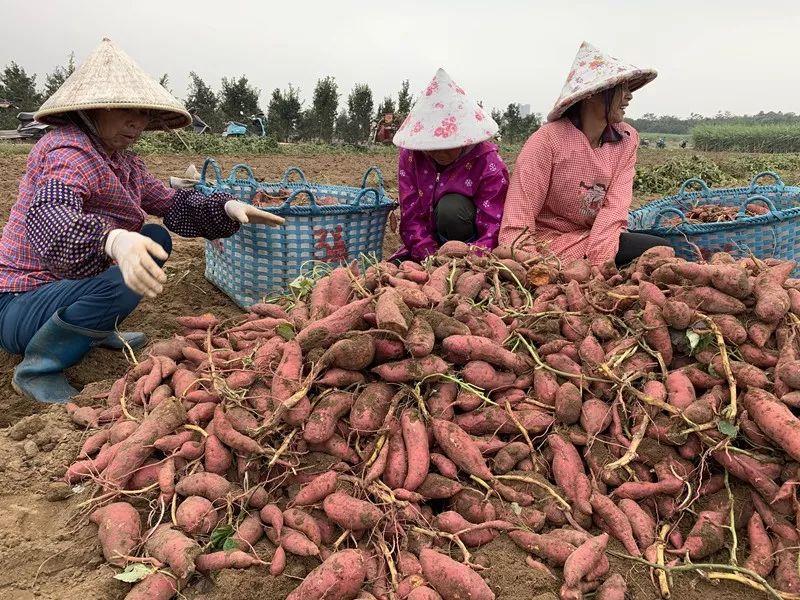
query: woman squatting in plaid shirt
499 42 664 267
0 39 283 404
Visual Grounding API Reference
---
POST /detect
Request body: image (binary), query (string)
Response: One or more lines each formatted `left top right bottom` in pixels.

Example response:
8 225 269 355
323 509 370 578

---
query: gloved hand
224 200 286 226
104 229 168 298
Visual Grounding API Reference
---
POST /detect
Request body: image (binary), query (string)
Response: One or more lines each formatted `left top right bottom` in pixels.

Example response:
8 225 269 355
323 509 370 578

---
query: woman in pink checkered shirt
499 42 664 267
0 39 283 404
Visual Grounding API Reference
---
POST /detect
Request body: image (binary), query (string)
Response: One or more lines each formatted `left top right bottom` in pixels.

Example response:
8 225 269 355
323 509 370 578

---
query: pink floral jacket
392 142 509 261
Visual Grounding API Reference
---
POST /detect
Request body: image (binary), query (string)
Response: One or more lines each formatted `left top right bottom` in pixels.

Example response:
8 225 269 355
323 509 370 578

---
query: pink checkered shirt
499 119 638 265
0 125 238 292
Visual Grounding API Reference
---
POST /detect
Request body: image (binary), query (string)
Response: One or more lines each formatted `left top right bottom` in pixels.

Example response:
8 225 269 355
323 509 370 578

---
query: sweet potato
144 524 202 581
304 391 354 444
213 406 263 455
778 360 800 389
285 549 366 600
318 334 375 371
508 530 576 566
406 316 436 358
371 355 449 383
462 361 516 390
175 496 219 535
272 340 311 425
562 533 609 589
195 549 263 572
402 409 430 491
533 369 559 406
595 573 626 600
443 334 528 374
580 397 612 436
661 299 695 330
416 474 463 500
308 434 359 464
679 286 746 314
435 511 498 547
282 508 322 546
103 397 187 489
419 548 495 600
204 434 233 475
548 434 592 515
743 512 774 578
554 382 583 425
754 275 791 323
323 491 383 530
350 382 395 432
407 586 442 600
665 370 696 410
493 441 530 474
382 416 408 489
618 499 656 550
432 418 493 480
675 510 726 559
416 309 472 339
89 502 141 567
376 288 412 335
175 472 233 502
295 297 372 350
427 382 457 420
590 493 640 556
124 572 178 600
743 388 800 462
455 405 553 436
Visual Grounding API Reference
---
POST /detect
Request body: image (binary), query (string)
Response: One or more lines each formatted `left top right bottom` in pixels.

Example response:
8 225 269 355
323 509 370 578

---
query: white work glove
105 229 169 298
224 200 285 226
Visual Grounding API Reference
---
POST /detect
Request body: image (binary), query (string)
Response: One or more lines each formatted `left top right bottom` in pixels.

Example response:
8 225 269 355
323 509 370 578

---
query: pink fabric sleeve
585 130 638 265
397 151 439 261
471 152 509 250
498 129 553 247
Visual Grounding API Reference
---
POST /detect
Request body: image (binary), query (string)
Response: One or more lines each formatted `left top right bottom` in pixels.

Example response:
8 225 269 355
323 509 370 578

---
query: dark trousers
0 224 172 355
614 231 666 266
435 194 476 243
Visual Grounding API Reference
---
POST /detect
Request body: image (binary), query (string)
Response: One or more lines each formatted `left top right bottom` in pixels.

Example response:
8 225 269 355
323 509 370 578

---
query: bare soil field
0 150 760 599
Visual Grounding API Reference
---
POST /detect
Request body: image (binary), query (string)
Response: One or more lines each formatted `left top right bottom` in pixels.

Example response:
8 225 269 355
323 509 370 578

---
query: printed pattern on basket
196 159 397 308
628 171 800 271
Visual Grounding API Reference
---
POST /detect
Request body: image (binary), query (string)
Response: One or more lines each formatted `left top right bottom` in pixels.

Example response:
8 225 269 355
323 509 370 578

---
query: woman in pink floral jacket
391 69 509 262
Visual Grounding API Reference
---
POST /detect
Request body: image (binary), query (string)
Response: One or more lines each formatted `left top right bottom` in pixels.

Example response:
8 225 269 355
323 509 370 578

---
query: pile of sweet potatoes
63 240 800 599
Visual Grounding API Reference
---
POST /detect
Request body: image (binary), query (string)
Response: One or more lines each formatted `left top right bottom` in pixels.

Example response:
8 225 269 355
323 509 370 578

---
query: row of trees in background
0 54 540 145
628 111 800 135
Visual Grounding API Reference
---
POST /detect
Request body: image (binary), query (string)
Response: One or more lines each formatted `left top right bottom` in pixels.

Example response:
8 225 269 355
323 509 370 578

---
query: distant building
519 104 531 117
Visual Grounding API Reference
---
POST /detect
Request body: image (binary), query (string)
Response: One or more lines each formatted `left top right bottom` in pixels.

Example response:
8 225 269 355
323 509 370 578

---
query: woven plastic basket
628 171 800 270
196 159 397 308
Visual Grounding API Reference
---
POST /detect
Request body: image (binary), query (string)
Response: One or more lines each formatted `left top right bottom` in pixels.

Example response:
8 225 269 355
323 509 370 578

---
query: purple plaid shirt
0 125 239 292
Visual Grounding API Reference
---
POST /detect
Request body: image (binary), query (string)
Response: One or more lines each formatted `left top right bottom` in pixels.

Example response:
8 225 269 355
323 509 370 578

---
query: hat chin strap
76 110 101 137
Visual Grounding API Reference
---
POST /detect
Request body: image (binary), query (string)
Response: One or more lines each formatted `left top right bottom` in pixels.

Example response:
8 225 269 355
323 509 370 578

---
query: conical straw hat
35 38 191 130
547 42 656 122
393 68 499 151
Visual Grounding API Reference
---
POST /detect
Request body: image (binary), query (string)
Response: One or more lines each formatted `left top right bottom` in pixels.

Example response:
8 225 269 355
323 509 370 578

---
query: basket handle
279 189 320 214
738 194 783 220
360 166 385 191
352 188 380 207
199 157 224 186
281 167 308 186
678 178 710 197
749 171 785 191
653 207 689 228
227 163 258 185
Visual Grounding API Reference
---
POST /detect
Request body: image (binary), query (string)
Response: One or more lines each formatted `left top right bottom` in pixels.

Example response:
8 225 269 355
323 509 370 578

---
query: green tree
376 96 396 120
186 72 222 132
334 109 351 142
0 62 42 128
495 103 540 143
158 73 170 93
397 79 412 117
346 83 373 144
267 85 303 142
306 76 338 142
219 75 261 122
43 52 75 98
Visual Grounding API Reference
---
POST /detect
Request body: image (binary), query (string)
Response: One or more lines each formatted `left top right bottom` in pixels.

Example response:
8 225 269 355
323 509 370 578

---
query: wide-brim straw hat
547 41 657 122
35 37 191 130
393 68 499 151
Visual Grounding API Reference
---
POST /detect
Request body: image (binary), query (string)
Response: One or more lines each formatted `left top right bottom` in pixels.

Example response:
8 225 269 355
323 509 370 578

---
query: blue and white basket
196 159 397 308
628 171 800 271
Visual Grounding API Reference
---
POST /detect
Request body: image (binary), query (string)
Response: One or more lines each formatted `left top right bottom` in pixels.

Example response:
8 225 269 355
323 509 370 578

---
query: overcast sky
1 0 798 119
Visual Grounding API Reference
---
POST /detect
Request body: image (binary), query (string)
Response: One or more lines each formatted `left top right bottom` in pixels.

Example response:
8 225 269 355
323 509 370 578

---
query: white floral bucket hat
547 41 657 122
393 68 499 151
36 37 191 130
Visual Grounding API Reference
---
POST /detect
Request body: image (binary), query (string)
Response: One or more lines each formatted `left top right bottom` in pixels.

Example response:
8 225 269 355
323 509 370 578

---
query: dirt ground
0 151 759 599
